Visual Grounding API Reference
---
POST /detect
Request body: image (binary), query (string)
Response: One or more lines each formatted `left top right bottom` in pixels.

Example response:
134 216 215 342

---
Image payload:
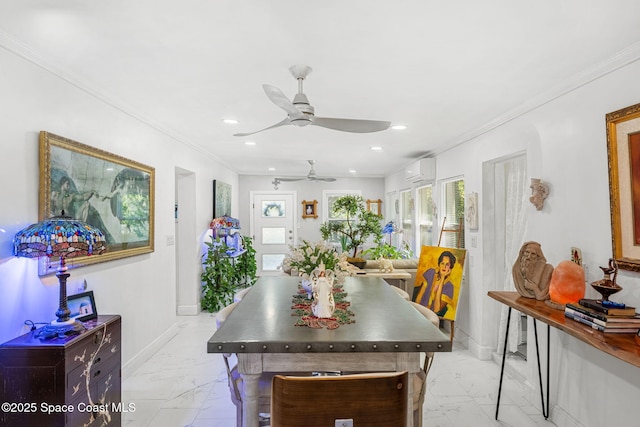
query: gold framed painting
301 200 318 219
606 102 640 271
39 131 155 269
366 199 382 215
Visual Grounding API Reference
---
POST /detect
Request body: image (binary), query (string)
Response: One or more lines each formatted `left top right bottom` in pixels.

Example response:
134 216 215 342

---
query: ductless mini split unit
405 158 435 183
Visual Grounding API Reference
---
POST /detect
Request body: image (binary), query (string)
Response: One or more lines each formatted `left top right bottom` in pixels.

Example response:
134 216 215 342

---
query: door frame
249 190 297 275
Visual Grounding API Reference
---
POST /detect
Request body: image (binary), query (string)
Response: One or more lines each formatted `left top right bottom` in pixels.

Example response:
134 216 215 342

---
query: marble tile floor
122 312 557 427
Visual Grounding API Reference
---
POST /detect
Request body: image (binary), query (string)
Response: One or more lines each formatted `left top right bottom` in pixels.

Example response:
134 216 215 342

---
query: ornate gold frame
301 200 318 219
606 103 640 271
366 199 382 215
39 131 155 269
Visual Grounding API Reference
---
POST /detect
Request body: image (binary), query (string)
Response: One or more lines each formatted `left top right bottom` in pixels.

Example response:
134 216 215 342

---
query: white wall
238 175 385 244
384 59 640 424
0 46 237 372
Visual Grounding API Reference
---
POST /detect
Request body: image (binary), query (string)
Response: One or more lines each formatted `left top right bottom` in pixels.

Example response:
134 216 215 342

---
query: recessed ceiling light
370 146 383 151
268 167 275 171
223 119 238 124
244 141 256 146
348 169 357 174
391 124 407 130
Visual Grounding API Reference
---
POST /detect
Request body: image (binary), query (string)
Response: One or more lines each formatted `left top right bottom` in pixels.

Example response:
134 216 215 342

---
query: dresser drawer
66 318 121 374
66 358 121 427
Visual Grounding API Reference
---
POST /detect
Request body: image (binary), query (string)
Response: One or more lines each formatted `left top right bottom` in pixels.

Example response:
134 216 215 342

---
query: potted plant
201 235 257 312
319 195 383 268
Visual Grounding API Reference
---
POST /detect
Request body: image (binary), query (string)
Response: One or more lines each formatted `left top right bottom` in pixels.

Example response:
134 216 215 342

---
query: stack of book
564 299 640 333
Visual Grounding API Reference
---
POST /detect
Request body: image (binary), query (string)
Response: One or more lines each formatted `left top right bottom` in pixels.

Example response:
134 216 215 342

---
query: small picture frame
367 199 382 215
302 200 318 219
67 291 98 322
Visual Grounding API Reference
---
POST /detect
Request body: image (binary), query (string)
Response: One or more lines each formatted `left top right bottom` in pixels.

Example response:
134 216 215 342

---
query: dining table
207 275 452 427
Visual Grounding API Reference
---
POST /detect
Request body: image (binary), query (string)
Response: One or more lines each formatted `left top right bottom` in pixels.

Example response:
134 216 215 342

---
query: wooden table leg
238 353 262 427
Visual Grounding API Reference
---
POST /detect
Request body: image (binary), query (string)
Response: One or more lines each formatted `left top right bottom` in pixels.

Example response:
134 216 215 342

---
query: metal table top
207 275 451 354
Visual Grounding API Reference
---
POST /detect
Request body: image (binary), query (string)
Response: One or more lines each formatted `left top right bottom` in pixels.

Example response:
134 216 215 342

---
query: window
440 178 465 248
400 189 414 253
321 190 362 250
417 184 435 247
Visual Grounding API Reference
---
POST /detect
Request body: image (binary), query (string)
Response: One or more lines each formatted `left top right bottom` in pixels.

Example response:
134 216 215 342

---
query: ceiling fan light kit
234 65 391 137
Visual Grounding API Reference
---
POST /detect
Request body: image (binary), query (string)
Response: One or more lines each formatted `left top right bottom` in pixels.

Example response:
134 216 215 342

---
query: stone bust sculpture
512 241 554 300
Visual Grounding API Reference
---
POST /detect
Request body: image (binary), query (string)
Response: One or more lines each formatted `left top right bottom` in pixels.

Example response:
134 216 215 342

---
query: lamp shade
13 214 106 259
12 213 107 339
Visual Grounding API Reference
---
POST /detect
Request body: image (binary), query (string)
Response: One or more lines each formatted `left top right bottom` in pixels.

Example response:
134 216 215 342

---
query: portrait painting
301 200 318 219
39 132 155 269
412 245 467 321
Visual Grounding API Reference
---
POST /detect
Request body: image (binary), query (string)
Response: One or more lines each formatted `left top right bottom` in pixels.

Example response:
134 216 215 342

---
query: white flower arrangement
281 240 350 282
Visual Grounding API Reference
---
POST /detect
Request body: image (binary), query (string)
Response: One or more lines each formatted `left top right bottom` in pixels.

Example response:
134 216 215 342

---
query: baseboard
466 336 495 360
177 303 201 316
121 322 180 380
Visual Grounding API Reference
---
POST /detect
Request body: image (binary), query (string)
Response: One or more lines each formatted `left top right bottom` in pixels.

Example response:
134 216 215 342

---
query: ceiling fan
272 160 336 189
234 65 391 137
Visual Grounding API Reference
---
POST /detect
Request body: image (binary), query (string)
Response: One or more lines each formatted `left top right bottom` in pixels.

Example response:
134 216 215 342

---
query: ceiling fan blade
233 118 290 137
309 176 337 182
311 117 391 133
274 177 305 182
262 84 303 119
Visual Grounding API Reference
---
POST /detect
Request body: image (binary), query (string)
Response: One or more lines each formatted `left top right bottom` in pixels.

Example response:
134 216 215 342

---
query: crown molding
0 29 232 170
435 40 640 156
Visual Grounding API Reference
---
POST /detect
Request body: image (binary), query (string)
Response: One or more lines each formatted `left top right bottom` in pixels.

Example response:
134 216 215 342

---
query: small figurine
378 257 393 273
311 263 336 318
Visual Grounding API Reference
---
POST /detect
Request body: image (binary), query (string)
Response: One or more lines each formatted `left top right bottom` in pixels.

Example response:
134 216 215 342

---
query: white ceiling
2 1 640 179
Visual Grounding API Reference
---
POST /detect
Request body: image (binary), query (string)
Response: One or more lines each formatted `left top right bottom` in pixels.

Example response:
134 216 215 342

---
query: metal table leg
533 320 550 419
496 311 550 420
495 307 511 420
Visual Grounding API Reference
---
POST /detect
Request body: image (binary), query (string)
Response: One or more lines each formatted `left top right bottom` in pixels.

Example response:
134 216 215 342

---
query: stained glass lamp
13 212 107 338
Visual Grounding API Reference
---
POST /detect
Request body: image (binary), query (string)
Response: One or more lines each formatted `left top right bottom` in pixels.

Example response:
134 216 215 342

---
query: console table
488 291 640 420
0 315 122 426
355 269 412 293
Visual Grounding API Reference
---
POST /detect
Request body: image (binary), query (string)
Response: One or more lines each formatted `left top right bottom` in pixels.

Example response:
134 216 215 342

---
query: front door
251 192 296 276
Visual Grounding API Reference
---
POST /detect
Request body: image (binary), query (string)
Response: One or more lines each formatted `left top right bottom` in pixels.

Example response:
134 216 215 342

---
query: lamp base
36 318 86 339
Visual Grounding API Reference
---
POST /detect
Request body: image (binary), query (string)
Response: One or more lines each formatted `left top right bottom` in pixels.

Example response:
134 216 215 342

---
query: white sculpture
311 263 336 318
378 257 394 273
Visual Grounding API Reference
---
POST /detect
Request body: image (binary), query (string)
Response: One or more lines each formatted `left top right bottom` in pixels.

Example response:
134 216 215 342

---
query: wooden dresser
0 315 122 427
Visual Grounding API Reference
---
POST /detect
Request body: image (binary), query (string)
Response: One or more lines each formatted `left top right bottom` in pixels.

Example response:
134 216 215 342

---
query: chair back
215 302 238 329
271 371 408 427
409 302 439 328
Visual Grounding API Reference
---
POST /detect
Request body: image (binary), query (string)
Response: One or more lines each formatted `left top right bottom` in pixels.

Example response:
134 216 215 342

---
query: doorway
175 167 199 315
250 191 297 276
483 153 527 359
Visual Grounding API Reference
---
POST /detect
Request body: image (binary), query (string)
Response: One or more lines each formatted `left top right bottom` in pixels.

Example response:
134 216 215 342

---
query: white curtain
497 155 528 354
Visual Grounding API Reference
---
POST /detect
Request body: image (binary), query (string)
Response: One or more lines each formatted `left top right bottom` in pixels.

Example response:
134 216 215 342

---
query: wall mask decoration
529 178 549 211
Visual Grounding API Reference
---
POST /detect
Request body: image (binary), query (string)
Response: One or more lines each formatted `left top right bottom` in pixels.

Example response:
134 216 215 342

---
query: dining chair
409 301 439 427
270 371 408 427
233 287 251 303
215 302 272 426
392 285 411 301
216 301 307 426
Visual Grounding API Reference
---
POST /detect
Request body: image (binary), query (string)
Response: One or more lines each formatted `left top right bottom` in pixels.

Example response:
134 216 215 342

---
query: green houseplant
201 235 257 312
319 195 383 265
